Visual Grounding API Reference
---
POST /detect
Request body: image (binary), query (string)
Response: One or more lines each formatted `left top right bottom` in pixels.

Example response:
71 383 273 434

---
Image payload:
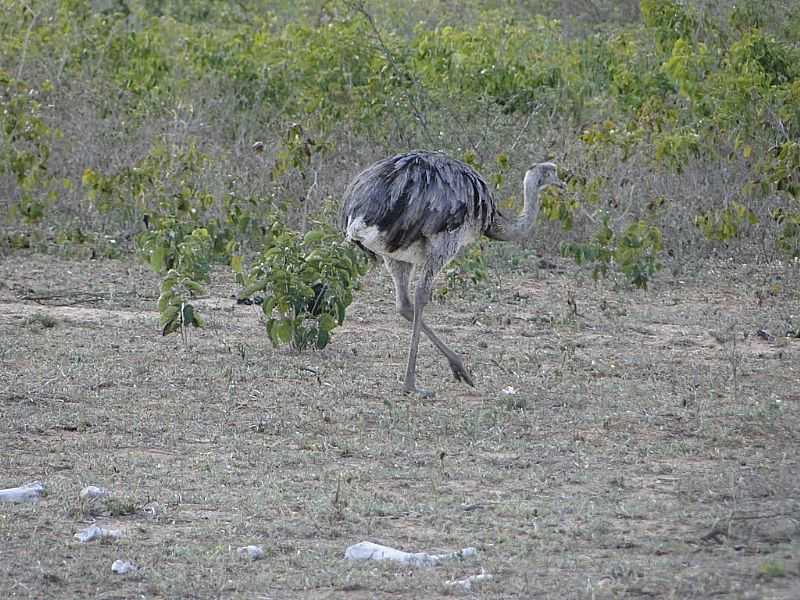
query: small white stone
143 501 161 516
75 525 124 543
111 560 137 574
237 545 265 560
447 571 493 592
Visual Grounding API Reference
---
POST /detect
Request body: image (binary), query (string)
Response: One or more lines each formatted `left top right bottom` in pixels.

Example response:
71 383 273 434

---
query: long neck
486 172 541 243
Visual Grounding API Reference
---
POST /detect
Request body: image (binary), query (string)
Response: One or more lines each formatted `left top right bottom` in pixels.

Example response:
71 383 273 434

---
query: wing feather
341 151 495 252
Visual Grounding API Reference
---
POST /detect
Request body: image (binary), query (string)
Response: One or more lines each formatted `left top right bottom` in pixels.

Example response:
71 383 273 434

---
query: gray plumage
341 151 494 254
342 150 563 396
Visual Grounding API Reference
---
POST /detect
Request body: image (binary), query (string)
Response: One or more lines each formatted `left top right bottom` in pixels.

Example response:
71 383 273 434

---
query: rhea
341 150 563 396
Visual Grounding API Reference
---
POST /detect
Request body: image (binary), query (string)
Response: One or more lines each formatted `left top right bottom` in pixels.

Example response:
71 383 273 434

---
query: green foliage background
2 0 800 301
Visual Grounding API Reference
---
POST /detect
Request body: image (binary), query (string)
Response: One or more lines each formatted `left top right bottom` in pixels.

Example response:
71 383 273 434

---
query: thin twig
16 2 39 81
348 1 436 147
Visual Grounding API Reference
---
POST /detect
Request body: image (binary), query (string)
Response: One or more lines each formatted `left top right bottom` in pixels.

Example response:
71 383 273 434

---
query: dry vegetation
1 249 798 598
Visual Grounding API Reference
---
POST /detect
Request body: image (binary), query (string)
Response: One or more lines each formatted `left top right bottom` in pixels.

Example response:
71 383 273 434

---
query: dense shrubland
2 0 799 343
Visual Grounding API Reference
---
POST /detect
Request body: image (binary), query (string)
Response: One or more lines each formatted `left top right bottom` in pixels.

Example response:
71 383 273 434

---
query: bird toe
403 386 435 399
449 360 475 387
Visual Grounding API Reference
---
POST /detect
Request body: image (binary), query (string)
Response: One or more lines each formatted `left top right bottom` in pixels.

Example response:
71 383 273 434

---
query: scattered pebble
75 525 124 543
143 501 161 516
237 545 265 560
447 570 493 592
111 560 137 574
501 386 517 395
80 485 110 499
0 481 45 503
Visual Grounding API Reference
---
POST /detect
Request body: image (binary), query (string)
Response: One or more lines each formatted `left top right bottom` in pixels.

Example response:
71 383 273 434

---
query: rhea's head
524 162 564 190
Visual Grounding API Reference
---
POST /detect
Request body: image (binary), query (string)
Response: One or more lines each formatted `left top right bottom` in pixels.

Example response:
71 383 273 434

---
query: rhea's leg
384 258 474 389
403 266 433 396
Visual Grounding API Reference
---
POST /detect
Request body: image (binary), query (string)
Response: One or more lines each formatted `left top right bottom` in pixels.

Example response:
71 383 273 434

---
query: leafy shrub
694 203 759 242
237 222 368 351
83 139 213 227
562 216 663 289
436 243 488 301
157 227 213 338
641 0 699 51
0 71 57 224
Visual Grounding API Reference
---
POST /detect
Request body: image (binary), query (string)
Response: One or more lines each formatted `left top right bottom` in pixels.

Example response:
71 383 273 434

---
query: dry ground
1 249 799 599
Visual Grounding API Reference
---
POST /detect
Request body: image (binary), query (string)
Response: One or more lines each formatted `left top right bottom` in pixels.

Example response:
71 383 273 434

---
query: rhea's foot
448 358 475 388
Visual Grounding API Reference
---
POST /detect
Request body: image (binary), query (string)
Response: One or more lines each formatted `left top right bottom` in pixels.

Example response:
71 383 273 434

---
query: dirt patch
1 251 799 598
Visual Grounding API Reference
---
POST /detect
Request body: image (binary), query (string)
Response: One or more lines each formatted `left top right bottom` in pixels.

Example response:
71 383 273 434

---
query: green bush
238 222 368 351
0 71 58 224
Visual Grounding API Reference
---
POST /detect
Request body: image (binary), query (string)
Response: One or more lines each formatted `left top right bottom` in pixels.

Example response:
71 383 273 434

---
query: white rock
143 501 160 516
344 541 477 567
447 570 493 592
111 560 137 574
237 545 265 560
80 485 110 499
501 385 517 395
0 481 44 503
75 525 124 543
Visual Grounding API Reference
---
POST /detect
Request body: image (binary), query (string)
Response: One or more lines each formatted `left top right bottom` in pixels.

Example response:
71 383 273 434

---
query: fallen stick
344 541 476 567
0 481 44 503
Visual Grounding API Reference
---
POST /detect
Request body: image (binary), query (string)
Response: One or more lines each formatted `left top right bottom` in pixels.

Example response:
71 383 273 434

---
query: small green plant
562 216 662 289
155 227 213 338
540 184 580 230
103 495 139 517
771 209 800 257
694 202 758 241
82 139 214 228
238 222 368 351
615 220 663 288
436 243 488 300
757 141 800 256
653 127 701 173
757 561 786 579
26 312 57 329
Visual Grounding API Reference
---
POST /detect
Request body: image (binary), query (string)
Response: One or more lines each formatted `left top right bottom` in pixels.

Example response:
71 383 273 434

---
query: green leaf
231 254 243 274
273 319 294 344
316 327 330 349
318 313 336 332
162 317 181 336
158 291 175 313
150 245 167 272
184 280 206 295
240 277 269 298
160 304 180 325
261 296 275 317
303 229 325 245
